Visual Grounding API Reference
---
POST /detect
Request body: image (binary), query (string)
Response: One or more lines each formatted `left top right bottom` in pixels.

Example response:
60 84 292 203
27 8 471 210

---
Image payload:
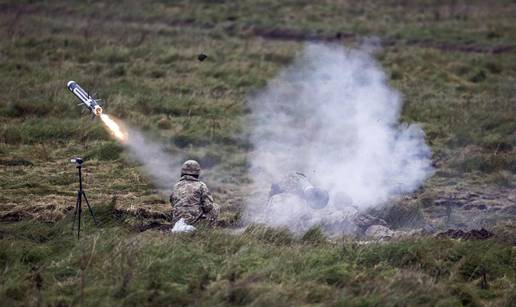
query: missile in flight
67 81 103 117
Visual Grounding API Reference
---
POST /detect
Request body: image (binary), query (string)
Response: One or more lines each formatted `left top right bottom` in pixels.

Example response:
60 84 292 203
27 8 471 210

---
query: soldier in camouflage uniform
269 172 329 209
170 160 219 226
263 172 330 233
267 172 394 238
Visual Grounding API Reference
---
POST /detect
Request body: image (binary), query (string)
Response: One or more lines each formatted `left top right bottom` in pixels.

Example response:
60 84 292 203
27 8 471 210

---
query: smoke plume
244 43 433 234
122 126 183 195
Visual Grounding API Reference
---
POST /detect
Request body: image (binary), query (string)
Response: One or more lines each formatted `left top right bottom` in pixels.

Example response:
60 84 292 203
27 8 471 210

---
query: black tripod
71 158 98 238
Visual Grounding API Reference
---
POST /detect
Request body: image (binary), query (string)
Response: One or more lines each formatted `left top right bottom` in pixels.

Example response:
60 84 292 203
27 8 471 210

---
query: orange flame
100 114 128 142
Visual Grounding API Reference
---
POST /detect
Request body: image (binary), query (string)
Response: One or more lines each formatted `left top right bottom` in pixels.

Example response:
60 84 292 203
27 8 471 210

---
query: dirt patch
250 27 355 42
408 175 516 230
248 27 515 54
437 228 494 240
135 220 173 232
113 201 171 220
0 159 33 166
0 197 74 222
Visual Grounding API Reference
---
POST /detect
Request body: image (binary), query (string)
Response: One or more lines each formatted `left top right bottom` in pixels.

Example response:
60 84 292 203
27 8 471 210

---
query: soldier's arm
200 183 214 213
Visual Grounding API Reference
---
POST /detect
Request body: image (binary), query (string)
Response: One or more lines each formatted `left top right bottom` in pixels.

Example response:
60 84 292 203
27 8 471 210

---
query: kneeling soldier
170 160 219 226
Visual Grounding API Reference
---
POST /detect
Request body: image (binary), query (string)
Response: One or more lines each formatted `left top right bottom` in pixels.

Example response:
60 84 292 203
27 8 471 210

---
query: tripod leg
72 191 80 232
82 192 98 227
77 191 82 239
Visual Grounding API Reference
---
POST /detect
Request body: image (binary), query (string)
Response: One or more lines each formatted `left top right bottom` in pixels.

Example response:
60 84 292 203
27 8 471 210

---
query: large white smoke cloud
244 43 433 233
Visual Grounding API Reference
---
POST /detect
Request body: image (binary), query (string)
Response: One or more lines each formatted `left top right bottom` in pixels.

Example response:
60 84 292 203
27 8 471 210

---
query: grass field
0 0 515 306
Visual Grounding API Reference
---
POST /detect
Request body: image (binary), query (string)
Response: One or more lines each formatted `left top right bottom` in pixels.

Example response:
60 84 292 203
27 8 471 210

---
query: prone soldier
267 172 395 239
269 172 329 209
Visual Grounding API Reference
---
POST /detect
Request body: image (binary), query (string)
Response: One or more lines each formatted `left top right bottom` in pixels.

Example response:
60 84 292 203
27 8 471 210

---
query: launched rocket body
66 81 128 142
67 81 103 117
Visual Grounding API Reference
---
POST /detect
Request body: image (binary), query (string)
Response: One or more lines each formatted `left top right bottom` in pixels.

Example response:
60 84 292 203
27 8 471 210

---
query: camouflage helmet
181 160 201 176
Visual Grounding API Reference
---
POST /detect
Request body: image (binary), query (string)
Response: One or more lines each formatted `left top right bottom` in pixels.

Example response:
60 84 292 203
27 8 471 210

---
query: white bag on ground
171 218 196 233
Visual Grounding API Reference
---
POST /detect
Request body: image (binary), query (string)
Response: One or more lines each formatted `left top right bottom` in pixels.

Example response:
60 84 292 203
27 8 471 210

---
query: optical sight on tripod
70 158 84 166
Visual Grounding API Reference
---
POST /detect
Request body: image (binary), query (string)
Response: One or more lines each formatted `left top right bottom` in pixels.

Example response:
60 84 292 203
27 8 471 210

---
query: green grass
0 220 514 306
1 0 516 305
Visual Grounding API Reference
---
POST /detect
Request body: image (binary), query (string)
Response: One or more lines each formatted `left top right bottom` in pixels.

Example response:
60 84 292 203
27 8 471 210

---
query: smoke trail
122 126 183 194
244 43 433 233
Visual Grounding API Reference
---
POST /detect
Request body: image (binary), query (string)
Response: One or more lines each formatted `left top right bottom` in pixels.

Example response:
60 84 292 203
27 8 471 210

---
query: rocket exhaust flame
100 114 127 142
